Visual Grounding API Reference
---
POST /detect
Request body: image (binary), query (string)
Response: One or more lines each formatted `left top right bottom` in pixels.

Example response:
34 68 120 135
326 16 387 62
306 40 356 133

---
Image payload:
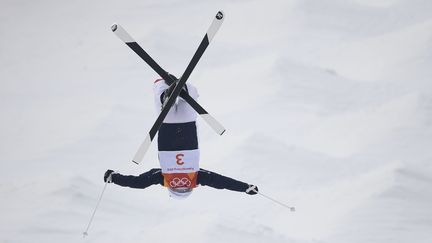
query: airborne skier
84 10 287 238
104 11 258 199
104 75 259 199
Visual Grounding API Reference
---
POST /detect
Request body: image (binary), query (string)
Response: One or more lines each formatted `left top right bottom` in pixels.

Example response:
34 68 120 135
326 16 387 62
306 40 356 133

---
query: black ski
112 11 225 164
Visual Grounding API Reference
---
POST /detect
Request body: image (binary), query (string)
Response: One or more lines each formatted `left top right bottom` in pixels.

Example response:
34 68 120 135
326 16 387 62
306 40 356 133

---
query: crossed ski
112 11 225 164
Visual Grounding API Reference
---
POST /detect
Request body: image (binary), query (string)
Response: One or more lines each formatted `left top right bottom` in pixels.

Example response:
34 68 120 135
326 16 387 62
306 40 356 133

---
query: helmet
168 187 193 199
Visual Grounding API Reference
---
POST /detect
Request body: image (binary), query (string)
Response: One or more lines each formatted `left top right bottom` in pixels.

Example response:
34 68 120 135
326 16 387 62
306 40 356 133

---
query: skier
104 75 258 199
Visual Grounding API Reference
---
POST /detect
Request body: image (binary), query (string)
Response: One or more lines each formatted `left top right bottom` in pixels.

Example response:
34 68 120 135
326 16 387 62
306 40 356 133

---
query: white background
1 0 432 242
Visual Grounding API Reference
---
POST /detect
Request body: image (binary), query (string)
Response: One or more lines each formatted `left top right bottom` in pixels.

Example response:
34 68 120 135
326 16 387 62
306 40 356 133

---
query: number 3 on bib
176 154 185 165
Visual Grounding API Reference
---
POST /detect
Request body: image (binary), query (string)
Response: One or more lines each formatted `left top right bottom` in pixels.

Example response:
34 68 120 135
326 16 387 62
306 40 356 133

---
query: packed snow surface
1 0 432 242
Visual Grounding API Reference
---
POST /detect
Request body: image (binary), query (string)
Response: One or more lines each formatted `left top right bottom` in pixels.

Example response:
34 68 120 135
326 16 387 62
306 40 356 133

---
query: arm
111 168 164 189
197 168 256 193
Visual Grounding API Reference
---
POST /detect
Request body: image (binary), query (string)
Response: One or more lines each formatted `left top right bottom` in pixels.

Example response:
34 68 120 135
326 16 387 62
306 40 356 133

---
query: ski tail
201 114 226 135
132 135 152 164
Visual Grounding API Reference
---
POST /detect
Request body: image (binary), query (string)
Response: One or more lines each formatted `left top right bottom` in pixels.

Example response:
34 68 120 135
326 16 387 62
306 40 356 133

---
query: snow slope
1 0 432 242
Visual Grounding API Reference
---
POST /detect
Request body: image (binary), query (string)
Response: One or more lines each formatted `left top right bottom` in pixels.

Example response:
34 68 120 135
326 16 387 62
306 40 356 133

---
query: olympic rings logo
169 177 192 188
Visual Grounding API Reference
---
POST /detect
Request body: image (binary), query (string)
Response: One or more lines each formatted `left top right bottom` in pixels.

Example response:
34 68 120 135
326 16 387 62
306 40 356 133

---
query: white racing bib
159 149 200 174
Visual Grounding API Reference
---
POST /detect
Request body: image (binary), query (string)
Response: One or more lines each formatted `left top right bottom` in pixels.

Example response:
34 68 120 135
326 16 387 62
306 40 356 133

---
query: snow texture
1 0 432 242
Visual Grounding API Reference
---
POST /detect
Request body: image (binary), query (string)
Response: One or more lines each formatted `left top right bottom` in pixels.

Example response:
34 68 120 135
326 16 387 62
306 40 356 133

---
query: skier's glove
104 170 115 183
246 185 259 195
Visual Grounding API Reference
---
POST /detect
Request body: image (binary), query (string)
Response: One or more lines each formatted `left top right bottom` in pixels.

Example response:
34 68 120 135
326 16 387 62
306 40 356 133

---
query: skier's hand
104 170 115 183
246 185 258 195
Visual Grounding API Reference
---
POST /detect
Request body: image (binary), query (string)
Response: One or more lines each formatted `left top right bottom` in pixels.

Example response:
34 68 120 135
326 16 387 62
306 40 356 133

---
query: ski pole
255 190 296 212
83 182 108 237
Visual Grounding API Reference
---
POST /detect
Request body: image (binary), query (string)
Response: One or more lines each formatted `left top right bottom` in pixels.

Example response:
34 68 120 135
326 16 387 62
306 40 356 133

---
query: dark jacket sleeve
111 168 163 189
197 168 249 192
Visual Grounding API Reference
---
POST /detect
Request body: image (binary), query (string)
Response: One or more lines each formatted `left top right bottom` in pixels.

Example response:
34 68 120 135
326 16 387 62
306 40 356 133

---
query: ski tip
220 129 226 136
207 11 225 42
216 11 224 20
111 23 118 32
111 23 136 43
132 160 140 165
